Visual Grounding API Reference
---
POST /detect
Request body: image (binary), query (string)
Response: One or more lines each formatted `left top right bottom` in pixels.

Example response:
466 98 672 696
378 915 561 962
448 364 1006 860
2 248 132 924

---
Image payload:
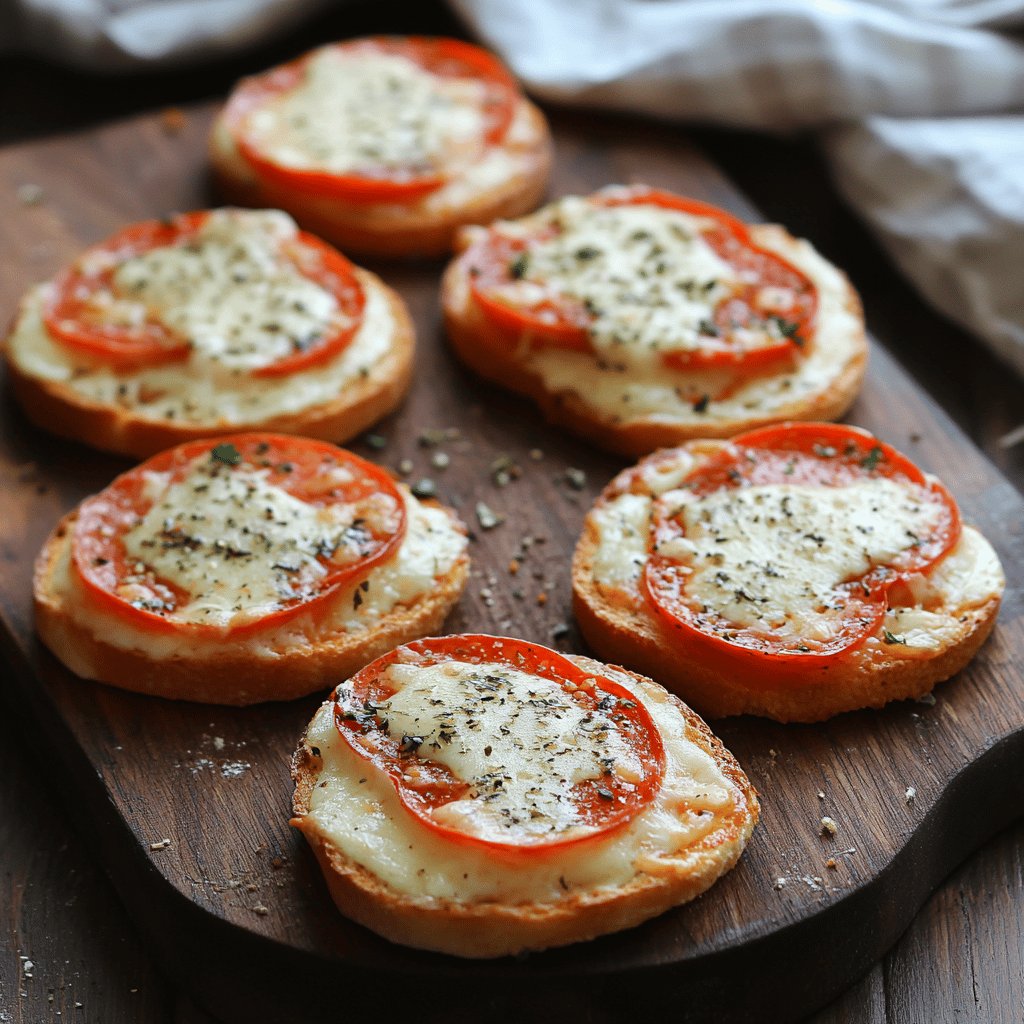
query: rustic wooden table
1 4 1022 1021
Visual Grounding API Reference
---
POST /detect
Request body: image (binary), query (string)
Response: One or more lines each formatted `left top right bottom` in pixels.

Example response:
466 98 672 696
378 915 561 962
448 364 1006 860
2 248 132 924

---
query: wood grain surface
0 104 1021 1024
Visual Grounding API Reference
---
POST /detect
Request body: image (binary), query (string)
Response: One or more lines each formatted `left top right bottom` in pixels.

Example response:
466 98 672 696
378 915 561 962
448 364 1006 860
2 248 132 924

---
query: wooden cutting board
0 105 1020 1024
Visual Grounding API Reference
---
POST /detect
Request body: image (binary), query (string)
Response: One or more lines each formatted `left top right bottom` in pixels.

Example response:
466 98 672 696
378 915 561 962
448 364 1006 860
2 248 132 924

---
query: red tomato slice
642 423 961 680
225 36 519 204
334 634 666 854
72 434 405 636
467 187 817 372
43 212 365 374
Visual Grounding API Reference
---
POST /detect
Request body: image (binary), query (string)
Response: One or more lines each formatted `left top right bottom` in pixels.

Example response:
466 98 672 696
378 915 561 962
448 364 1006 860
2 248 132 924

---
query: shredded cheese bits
247 49 486 176
379 660 644 843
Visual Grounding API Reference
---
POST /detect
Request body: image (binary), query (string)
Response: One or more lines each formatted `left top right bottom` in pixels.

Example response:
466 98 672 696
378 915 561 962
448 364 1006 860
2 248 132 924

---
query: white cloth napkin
5 0 1024 377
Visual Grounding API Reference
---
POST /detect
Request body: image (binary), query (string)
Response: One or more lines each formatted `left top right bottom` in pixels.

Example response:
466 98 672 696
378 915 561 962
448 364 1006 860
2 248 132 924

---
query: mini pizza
573 423 1004 722
443 186 868 455
292 634 758 957
33 434 469 705
4 208 414 459
209 36 553 258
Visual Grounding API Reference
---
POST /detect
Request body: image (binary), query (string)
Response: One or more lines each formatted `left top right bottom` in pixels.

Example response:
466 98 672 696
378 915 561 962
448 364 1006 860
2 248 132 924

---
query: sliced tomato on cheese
72 434 405 636
643 423 961 680
43 211 365 374
334 634 665 854
224 36 519 204
467 187 817 371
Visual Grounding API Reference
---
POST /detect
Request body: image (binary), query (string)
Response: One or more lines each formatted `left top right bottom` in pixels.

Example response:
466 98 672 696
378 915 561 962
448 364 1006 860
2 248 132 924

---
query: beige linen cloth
5 0 1024 378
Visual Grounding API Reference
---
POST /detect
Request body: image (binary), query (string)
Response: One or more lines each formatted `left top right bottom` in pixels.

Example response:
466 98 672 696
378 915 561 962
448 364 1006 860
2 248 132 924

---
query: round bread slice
442 189 868 457
4 209 414 460
572 434 1004 722
209 40 553 259
291 636 759 958
33 438 469 705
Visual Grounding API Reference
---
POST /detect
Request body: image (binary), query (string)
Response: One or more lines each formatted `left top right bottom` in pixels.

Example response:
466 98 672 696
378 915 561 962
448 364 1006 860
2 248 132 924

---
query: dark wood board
0 104 1021 1024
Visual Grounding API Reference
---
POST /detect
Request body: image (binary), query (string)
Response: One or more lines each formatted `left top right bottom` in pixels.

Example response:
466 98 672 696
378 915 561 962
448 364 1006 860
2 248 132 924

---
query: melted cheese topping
457 198 862 423
79 210 347 371
664 479 945 640
378 660 642 843
247 49 486 176
122 456 394 628
49 486 466 661
589 472 1003 652
7 211 397 424
305 663 740 902
497 200 739 367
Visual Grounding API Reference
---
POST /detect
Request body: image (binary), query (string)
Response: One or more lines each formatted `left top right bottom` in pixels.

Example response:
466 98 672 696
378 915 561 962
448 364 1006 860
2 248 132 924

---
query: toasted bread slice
34 494 468 706
442 196 868 457
5 259 414 461
209 79 552 259
572 440 1004 722
291 646 758 958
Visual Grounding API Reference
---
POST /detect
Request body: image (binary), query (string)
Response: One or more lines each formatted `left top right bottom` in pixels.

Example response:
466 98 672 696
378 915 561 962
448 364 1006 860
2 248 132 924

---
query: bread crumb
252 904 269 916
825 858 838 870
817 791 825 800
160 107 186 133
564 468 587 490
820 816 838 836
536 591 548 606
149 838 172 851
905 787 916 805
773 877 786 890
508 558 520 574
16 183 44 206
475 501 504 530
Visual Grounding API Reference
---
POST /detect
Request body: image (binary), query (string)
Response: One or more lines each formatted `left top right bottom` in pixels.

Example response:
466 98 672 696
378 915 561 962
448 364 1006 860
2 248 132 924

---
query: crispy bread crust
291 656 758 957
208 97 553 259
4 270 414 460
442 222 868 458
571 444 1003 722
33 507 469 706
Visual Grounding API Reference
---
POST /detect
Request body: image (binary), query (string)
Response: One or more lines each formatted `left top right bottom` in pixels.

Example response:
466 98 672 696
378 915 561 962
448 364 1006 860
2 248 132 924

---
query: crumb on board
252 904 269 916
825 858 838 870
160 107 186 133
564 467 587 490
16 183 44 206
820 816 838 837
905 786 916 805
536 591 548 606
476 501 504 530
149 838 172 851
411 478 437 499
